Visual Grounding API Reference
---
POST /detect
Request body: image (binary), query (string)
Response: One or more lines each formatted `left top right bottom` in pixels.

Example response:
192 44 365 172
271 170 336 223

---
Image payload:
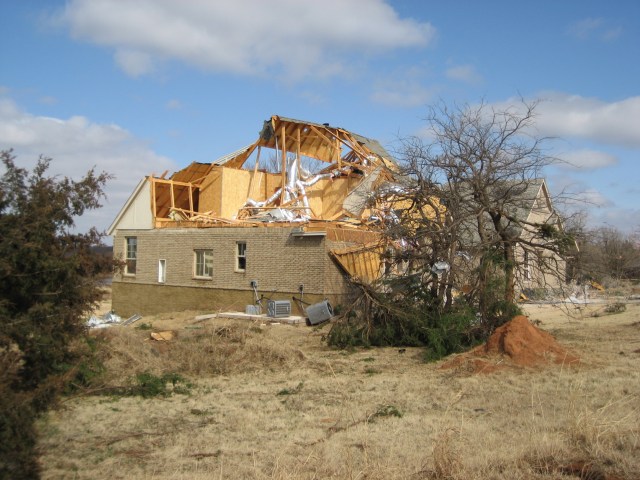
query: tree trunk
504 242 516 303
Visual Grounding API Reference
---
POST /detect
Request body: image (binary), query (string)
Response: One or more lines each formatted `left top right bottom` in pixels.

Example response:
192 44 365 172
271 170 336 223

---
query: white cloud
371 81 433 108
564 192 640 233
165 99 183 110
39 95 58 105
445 64 482 85
567 18 603 40
114 50 155 77
297 90 327 106
550 179 613 215
547 175 640 232
594 207 640 233
0 97 178 234
573 189 612 208
493 93 640 148
537 93 640 147
602 27 623 42
567 17 623 42
53 0 435 81
371 66 435 108
559 149 618 171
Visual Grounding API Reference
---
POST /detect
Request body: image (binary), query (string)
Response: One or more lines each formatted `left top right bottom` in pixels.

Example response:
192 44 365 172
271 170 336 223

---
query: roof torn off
132 115 400 231
108 115 440 283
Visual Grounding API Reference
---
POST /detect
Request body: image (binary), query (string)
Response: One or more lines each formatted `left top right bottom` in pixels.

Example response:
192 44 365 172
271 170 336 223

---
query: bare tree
329 101 577 352
573 226 640 282
377 101 574 322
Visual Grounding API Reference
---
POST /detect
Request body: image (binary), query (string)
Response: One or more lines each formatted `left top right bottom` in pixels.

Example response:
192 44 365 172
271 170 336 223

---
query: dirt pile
483 315 580 366
442 315 579 374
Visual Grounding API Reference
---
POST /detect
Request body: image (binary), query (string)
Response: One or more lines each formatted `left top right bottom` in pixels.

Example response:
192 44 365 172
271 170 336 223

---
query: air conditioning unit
267 300 291 318
305 300 333 325
245 304 261 315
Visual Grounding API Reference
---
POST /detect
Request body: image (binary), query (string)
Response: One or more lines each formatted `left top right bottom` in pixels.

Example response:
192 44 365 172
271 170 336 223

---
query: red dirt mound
483 315 579 367
441 315 579 374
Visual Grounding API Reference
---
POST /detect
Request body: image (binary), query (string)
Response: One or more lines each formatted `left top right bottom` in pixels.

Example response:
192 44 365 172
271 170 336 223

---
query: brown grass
91 320 307 387
38 300 640 479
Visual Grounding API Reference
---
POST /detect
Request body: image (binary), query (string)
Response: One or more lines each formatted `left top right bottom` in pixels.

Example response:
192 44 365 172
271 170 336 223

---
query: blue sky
1 0 638 235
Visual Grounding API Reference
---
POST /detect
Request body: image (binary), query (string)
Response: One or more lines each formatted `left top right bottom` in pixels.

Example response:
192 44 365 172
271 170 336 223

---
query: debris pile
87 311 122 329
442 315 579 374
87 312 142 328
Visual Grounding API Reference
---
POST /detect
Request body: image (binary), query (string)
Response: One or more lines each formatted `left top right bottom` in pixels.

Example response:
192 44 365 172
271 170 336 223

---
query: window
236 242 247 272
158 259 166 283
194 250 213 278
125 237 137 275
524 250 531 280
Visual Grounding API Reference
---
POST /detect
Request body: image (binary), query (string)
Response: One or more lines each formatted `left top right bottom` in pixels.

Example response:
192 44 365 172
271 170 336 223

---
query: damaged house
108 115 570 318
108 116 398 317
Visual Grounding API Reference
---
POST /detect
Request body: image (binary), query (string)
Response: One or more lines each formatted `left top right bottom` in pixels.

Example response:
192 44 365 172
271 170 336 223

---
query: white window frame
125 236 137 276
235 241 247 272
158 259 166 283
523 250 531 280
194 249 213 279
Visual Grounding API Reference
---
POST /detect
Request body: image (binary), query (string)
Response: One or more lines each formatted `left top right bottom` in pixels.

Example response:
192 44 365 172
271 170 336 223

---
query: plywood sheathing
201 166 276 220
221 168 253 218
171 162 214 183
325 227 381 245
247 146 264 200
318 177 351 219
148 115 400 235
330 242 384 283
198 167 222 216
305 178 329 217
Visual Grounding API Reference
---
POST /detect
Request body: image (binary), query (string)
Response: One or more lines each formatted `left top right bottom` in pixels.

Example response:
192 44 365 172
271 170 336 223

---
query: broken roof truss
150 115 397 228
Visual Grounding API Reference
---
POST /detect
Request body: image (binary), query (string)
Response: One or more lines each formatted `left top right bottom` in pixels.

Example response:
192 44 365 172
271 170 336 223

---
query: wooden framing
144 116 397 226
330 243 384 283
150 177 201 221
280 124 287 203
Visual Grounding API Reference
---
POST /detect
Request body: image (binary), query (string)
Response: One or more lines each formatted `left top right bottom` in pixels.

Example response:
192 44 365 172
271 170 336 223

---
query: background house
452 177 571 295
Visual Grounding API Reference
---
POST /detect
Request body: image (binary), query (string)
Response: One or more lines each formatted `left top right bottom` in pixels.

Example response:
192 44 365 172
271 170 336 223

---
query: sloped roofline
107 177 148 236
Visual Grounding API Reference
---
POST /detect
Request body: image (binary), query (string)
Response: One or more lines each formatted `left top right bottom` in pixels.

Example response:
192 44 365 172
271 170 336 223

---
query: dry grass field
38 292 640 479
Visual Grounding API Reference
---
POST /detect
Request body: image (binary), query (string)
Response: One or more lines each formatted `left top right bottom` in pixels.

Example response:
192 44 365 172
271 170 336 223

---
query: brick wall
111 282 344 317
112 226 353 316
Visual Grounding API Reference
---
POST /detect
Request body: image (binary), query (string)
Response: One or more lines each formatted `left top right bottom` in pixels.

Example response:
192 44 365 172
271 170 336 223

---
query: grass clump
62 336 108 394
102 372 192 399
604 302 626 314
131 372 191 398
370 404 403 421
592 302 627 318
276 382 304 396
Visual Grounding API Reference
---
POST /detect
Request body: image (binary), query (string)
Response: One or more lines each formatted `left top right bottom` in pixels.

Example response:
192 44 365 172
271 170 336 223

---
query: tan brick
112 226 352 316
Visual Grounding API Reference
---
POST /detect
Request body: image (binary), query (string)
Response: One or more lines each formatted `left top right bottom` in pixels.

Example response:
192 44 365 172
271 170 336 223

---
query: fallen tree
328 101 574 356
